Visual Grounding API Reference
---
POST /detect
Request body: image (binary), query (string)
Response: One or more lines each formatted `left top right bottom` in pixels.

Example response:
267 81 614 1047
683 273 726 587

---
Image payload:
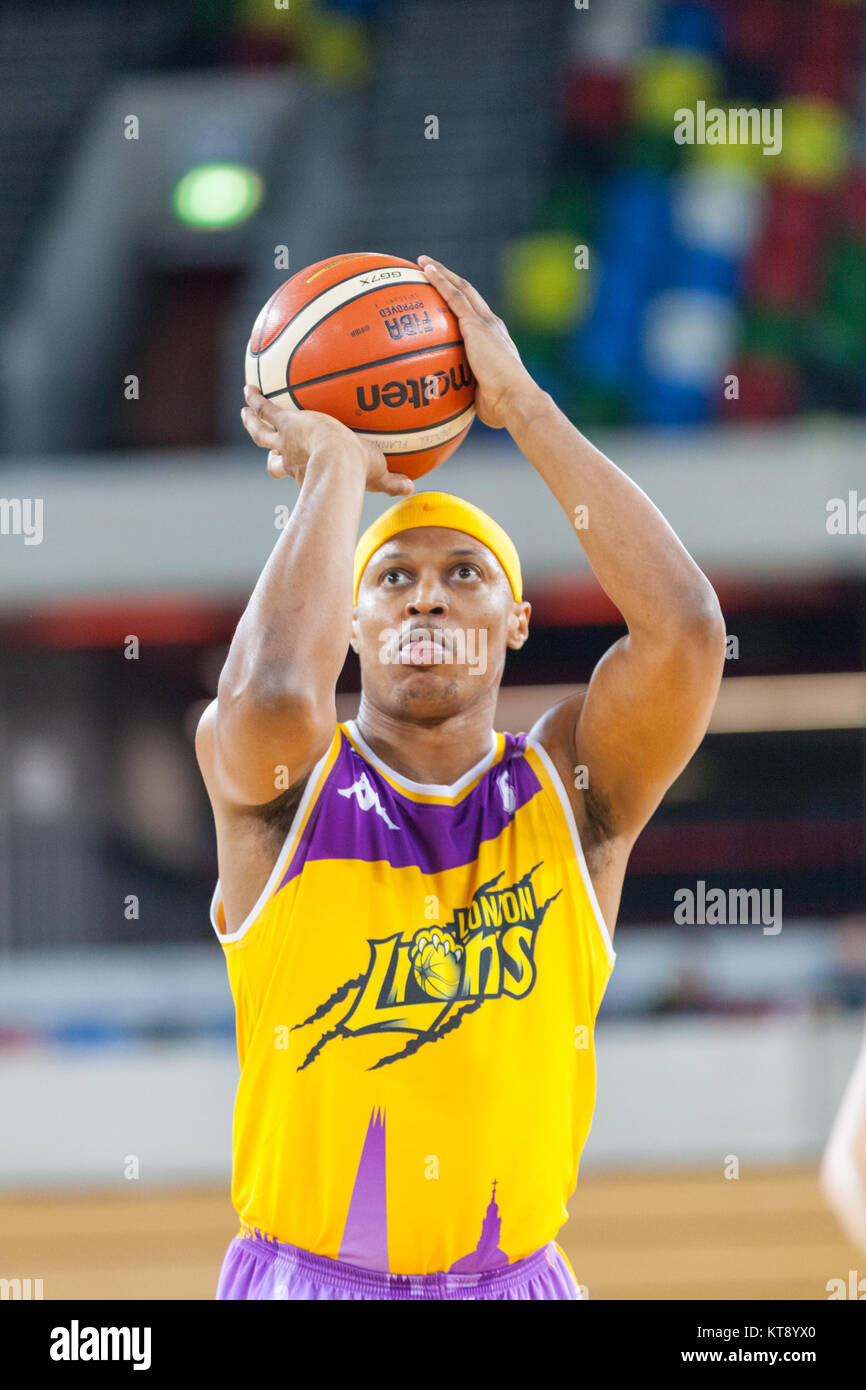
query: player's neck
353 697 497 788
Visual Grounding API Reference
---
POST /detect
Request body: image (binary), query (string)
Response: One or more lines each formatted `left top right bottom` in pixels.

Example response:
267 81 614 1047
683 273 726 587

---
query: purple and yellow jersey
210 719 616 1276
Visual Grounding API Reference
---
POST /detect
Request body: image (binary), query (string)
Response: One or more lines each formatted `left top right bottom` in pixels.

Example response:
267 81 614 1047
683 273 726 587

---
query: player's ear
507 600 531 650
350 609 360 654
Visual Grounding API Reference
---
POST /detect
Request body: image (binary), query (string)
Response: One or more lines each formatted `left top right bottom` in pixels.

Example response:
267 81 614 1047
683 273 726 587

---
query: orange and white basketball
245 252 476 480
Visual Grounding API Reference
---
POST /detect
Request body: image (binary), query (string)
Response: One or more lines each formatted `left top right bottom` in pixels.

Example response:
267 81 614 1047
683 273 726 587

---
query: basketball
410 930 463 1002
245 252 476 480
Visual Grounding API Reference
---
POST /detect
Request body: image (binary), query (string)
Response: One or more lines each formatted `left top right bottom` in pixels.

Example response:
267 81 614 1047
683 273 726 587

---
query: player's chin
396 658 471 683
391 672 463 711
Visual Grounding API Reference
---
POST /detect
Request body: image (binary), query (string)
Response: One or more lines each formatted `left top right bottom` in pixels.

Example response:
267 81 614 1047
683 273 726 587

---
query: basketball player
197 255 726 1300
821 1017 866 1254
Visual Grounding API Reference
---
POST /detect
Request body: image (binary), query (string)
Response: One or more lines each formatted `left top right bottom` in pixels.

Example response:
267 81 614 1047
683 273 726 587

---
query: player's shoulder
194 697 219 777
523 686 617 852
525 686 588 766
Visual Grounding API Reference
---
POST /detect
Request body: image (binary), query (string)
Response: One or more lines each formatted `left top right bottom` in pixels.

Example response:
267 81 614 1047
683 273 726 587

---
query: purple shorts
216 1229 583 1301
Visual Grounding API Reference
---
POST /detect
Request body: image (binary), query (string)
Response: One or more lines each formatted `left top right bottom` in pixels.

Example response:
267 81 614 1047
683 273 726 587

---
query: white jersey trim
345 719 498 798
210 733 336 945
524 734 616 966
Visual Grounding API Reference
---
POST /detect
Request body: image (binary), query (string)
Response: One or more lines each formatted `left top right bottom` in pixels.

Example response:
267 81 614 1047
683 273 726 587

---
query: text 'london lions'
292 863 561 1070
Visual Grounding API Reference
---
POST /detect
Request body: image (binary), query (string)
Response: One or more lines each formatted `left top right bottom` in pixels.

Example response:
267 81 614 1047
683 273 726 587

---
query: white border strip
344 719 498 798
524 735 616 965
210 733 337 945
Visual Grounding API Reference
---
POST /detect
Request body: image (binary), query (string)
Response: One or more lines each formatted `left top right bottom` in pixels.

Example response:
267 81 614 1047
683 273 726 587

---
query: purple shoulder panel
277 730 541 887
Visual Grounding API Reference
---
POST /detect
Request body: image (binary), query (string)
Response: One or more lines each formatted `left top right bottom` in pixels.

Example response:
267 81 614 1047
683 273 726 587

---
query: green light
172 163 263 229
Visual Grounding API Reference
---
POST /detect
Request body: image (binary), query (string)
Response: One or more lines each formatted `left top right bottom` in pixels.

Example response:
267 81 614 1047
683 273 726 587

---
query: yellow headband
353 491 523 604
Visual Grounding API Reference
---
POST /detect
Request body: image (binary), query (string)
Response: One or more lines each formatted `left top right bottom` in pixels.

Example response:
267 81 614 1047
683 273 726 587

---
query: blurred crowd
505 0 866 425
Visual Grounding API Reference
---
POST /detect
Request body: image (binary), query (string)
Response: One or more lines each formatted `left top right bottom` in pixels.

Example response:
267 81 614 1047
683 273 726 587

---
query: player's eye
380 565 479 583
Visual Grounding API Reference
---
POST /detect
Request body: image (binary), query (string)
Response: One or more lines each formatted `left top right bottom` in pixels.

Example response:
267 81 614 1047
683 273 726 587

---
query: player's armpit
195 692 335 810
570 603 726 847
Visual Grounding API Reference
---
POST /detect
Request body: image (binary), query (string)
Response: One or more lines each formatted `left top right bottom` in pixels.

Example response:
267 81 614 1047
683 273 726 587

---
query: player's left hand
417 255 539 430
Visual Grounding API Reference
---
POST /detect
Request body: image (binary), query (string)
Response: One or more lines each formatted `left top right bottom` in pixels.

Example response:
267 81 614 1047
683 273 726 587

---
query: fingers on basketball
266 450 290 479
363 441 412 496
420 256 490 318
242 407 278 448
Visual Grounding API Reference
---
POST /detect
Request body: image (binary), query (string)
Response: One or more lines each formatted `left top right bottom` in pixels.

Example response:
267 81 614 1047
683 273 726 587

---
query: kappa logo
497 769 516 815
338 771 398 829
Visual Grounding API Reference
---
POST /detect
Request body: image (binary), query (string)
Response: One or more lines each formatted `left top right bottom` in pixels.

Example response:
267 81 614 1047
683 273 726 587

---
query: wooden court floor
0 1166 861 1300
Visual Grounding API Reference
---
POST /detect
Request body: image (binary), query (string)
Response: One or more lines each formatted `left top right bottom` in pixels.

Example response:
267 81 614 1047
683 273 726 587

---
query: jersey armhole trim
524 734 616 967
210 725 341 946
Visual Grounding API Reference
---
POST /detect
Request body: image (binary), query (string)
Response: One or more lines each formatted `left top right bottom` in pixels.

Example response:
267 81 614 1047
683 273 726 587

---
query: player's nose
405 580 447 616
405 569 450 614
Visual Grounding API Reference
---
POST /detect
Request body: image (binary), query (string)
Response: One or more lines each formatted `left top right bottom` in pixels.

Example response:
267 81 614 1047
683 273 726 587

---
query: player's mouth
399 627 452 666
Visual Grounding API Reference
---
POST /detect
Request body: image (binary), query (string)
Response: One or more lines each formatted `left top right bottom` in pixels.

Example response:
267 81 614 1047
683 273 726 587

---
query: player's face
352 527 530 719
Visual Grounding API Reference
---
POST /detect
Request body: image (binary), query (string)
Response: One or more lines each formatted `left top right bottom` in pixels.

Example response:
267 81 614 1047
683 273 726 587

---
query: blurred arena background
0 0 865 1301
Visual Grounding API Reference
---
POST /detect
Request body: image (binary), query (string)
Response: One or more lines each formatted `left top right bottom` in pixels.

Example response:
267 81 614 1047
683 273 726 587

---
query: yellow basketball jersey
210 720 615 1275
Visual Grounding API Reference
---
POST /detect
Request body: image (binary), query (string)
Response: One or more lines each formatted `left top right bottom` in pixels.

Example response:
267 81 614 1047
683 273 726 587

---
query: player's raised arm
420 255 726 848
196 388 414 808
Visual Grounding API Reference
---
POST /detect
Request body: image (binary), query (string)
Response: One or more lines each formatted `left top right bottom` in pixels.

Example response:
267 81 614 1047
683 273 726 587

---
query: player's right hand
241 384 414 497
